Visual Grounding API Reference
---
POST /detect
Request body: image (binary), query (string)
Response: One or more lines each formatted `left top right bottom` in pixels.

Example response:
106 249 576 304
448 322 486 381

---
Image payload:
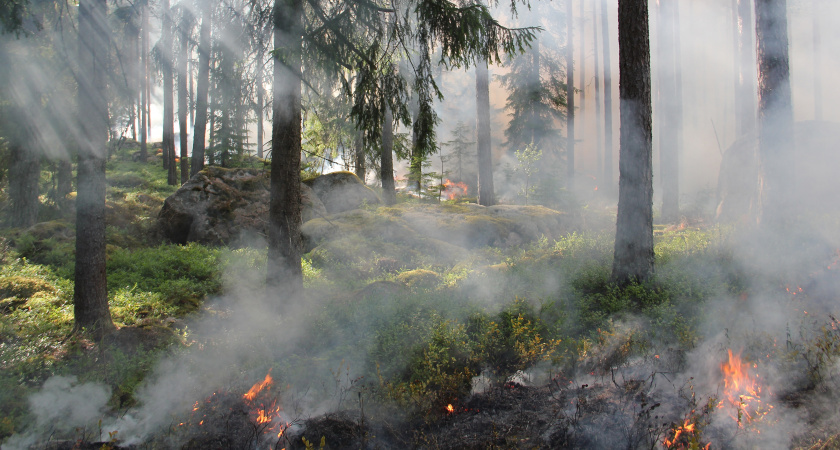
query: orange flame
243 372 273 401
719 349 772 426
442 179 468 200
446 404 454 413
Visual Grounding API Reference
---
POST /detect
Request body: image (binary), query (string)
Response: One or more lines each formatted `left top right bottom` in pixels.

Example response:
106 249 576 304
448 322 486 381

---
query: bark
75 0 114 335
191 2 211 176
476 58 495 206
601 0 614 193
354 129 365 181
162 0 177 185
658 0 679 221
612 0 654 284
57 158 72 213
381 105 397 205
139 0 148 163
593 1 603 180
256 35 265 159
812 0 821 121
178 10 190 185
755 0 794 227
578 0 586 145
735 0 756 136
267 0 304 295
409 120 421 193
566 0 575 191
8 143 40 228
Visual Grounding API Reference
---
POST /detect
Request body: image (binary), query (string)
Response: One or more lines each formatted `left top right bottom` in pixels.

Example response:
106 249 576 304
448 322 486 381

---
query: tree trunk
162 0 177 185
755 0 794 227
735 0 756 136
75 0 115 336
139 0 148 163
658 0 679 221
812 0 821 121
8 143 40 228
57 158 72 213
191 2 211 176
178 10 190 185
381 105 397 205
409 120 421 193
566 0 575 191
612 0 654 284
601 0 614 193
354 129 365 181
267 0 304 295
476 58 495 206
578 0 586 147
256 33 265 160
593 1 603 182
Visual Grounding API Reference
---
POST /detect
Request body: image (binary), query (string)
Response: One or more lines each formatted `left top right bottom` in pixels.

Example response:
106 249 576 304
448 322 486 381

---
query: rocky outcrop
158 167 326 245
303 171 380 214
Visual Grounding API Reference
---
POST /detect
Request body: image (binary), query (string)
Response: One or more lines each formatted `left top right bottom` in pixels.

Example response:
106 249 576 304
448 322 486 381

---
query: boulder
303 171 380 214
716 121 840 222
158 167 326 246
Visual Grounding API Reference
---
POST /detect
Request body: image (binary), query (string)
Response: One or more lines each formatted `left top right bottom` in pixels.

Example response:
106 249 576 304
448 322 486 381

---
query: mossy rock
0 276 56 312
23 220 73 241
304 171 380 213
395 269 441 290
107 173 147 188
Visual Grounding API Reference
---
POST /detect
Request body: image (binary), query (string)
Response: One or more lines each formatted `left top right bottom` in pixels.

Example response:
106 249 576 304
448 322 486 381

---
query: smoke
0 376 111 450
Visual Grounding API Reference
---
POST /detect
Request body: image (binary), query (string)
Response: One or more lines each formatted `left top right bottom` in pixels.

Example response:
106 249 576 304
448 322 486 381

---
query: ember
446 403 454 413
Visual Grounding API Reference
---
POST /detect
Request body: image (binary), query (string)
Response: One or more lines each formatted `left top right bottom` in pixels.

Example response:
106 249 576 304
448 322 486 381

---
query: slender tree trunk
658 0 679 221
381 105 397 205
354 129 365 181
256 35 265 159
162 0 177 184
409 120 421 193
612 0 654 284
735 0 756 136
8 143 40 228
476 58 495 206
593 1 603 182
566 0 575 191
267 0 304 294
812 0 821 121
191 2 211 176
530 40 540 146
601 0 614 193
57 158 72 212
139 0 148 163
579 0 586 148
755 0 794 227
75 0 114 336
178 10 190 184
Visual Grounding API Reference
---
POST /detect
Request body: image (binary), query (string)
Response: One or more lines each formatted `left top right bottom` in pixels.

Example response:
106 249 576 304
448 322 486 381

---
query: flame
663 418 710 449
719 349 772 426
446 404 454 413
442 179 468 200
243 372 273 401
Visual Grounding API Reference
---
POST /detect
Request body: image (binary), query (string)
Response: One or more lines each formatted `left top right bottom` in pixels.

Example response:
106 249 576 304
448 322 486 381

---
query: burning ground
3 176 840 448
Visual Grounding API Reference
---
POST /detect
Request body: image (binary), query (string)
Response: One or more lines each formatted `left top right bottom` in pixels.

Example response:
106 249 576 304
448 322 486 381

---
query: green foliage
107 244 222 315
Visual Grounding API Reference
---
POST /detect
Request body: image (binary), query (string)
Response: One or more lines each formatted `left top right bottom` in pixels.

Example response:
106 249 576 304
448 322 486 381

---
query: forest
1 0 839 448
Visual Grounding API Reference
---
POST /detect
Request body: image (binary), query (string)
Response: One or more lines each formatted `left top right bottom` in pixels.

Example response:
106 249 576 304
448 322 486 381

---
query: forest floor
2 145 840 449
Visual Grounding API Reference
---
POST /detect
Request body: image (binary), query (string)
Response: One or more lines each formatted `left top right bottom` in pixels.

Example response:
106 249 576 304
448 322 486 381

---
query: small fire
719 349 772 427
663 418 709 449
442 179 468 200
446 404 454 413
243 372 273 401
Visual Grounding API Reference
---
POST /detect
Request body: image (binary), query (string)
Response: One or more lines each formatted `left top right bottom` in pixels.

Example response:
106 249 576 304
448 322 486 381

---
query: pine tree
74 0 115 335
612 0 654 284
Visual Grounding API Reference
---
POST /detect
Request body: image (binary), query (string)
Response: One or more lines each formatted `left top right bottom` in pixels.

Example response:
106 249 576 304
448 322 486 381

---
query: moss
0 276 56 300
395 269 441 290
